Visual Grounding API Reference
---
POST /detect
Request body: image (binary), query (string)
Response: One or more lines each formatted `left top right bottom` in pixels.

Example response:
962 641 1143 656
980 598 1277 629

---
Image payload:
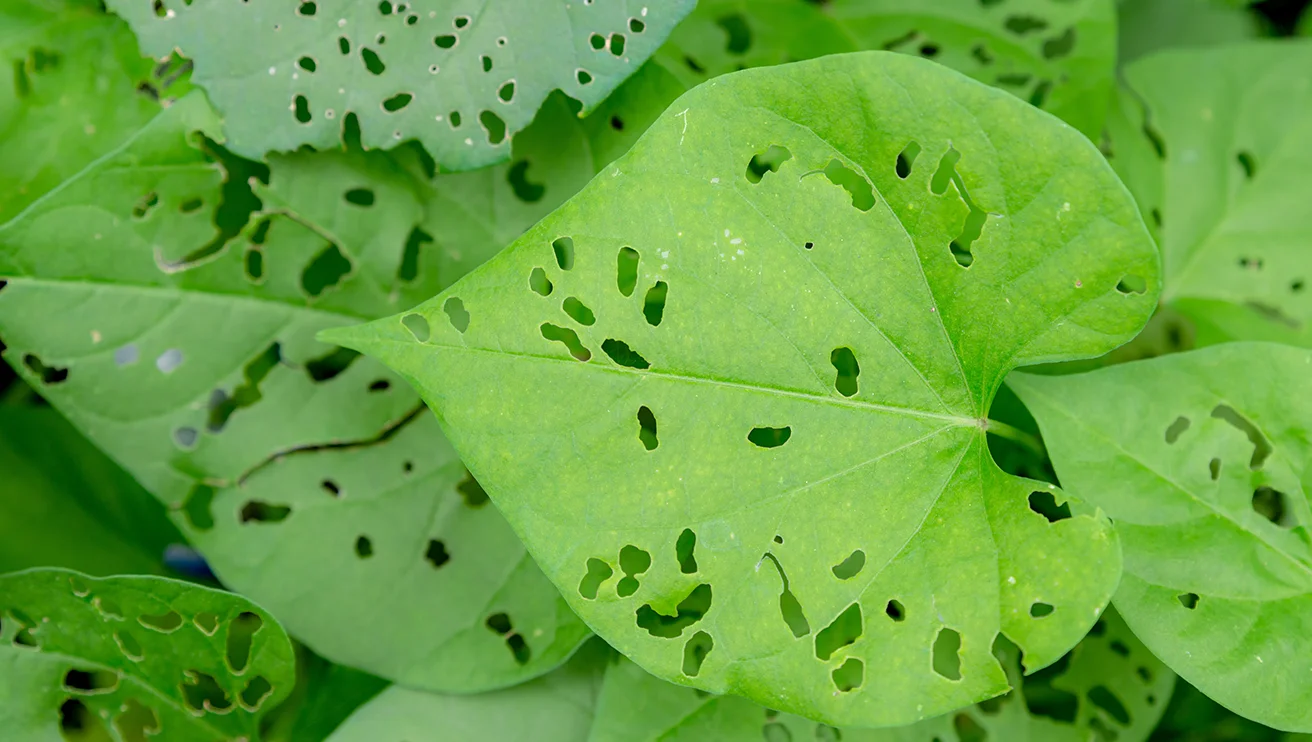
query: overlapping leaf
104 0 695 169
0 568 295 741
331 52 1160 725
0 91 588 691
1010 343 1312 731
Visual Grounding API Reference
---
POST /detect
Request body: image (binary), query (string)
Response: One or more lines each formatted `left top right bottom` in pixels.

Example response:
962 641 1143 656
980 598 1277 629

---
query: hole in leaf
602 339 650 369
563 297 596 326
643 281 668 326
115 631 144 661
1252 487 1289 526
240 676 273 711
60 699 108 738
444 297 470 332
830 347 859 397
579 558 614 599
434 34 457 48
590 33 606 50
457 471 489 507
885 599 905 621
293 95 311 123
630 17 645 33
24 354 68 384
617 247 640 296
1028 491 1071 523
1165 416 1190 443
306 346 360 383
815 603 862 660
448 111 462 128
245 247 264 280
355 536 373 558
479 110 506 144
139 611 183 633
302 243 352 297
498 81 515 102
683 630 713 676
636 583 712 638
832 658 864 692
361 47 386 75
398 226 430 283
577 69 593 85
402 313 430 342
298 1 316 14
298 55 316 72
1088 686 1131 725
821 159 875 211
609 33 626 56
748 426 791 449
1211 404 1272 470
321 479 340 497
339 36 350 54
239 501 291 524
896 141 921 178
1237 151 1257 179
182 484 216 531
832 550 865 580
932 628 963 680
508 161 544 203
764 553 810 637
133 192 159 219
617 545 653 597
382 92 412 112
1005 14 1048 34
115 698 160 740
1116 275 1147 294
610 115 624 130
1209 458 1222 480
716 13 752 54
182 671 232 713
541 323 590 361
1178 592 1199 609
64 668 119 694
638 406 659 450
344 188 375 207
1042 27 1076 59
1030 602 1054 618
746 145 792 184
676 529 698 573
954 713 987 742
225 612 262 673
529 267 553 296
425 539 450 568
552 237 575 270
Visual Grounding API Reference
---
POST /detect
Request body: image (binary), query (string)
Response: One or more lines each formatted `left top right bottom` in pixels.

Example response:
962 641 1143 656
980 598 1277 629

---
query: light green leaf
589 608 1174 742
0 405 181 577
104 0 695 169
0 568 295 741
328 52 1160 726
326 640 611 742
0 92 588 691
1117 0 1260 64
1105 41 1312 345
0 0 187 222
1009 343 1312 732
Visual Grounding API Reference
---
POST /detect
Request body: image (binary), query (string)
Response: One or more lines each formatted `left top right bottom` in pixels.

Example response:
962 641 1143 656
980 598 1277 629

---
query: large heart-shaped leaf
0 568 295 741
0 91 587 691
0 405 181 577
1104 41 1312 346
329 52 1160 725
589 608 1174 742
104 0 695 169
1009 343 1312 732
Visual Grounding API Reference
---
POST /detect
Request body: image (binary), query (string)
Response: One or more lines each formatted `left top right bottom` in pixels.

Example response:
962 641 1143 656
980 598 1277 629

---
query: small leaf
329 52 1159 726
0 568 294 741
1010 343 1312 732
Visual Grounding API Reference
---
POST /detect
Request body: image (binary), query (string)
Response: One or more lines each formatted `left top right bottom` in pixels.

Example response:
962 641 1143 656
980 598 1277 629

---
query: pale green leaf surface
1010 343 1312 731
1106 42 1312 345
0 92 587 691
589 608 1173 742
104 0 695 169
329 52 1160 726
0 568 295 741
326 640 611 742
0 405 181 577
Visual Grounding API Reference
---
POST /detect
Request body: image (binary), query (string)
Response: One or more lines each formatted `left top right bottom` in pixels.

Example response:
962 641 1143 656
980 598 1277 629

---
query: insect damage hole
529 267 553 296
1211 404 1272 469
616 247 640 296
763 553 810 637
748 426 791 449
617 545 652 598
552 237 575 270
682 631 713 677
302 243 353 297
1178 592 1199 609
64 668 119 694
676 528 698 573
579 558 614 599
225 612 262 674
457 470 489 507
815 603 863 660
425 539 450 568
643 281 668 326
602 339 650 369
745 145 792 183
821 159 875 211
1028 490 1071 523
562 297 595 326
541 323 590 361
830 347 859 397
885 599 905 622
355 535 374 558
832 658 864 692
895 141 921 179
1030 602 1054 618
402 313 430 342
932 627 963 680
1252 487 1290 526
636 583 713 638
637 406 659 450
1165 416 1190 443
443 297 470 332
832 549 865 580
1237 151 1257 180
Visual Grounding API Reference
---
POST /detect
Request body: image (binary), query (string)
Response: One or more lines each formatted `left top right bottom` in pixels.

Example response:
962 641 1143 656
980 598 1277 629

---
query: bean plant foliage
1 0 1310 740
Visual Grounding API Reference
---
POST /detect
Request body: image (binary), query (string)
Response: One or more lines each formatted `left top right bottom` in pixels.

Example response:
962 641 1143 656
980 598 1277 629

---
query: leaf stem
984 419 1047 458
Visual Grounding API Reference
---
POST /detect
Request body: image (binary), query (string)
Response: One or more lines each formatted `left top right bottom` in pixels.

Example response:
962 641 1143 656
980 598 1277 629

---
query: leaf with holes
0 0 191 222
103 0 695 170
0 91 588 692
327 52 1161 726
326 639 611 742
589 608 1173 742
1009 343 1312 732
0 406 182 577
0 568 294 741
1105 41 1312 346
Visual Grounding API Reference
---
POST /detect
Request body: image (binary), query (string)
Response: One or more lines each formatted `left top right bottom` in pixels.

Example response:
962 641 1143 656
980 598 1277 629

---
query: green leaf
589 608 1174 742
103 0 696 169
259 647 388 742
1105 41 1312 345
326 640 611 742
1117 0 1260 64
0 405 182 577
328 52 1160 726
656 0 1118 139
0 568 295 741
0 0 188 222
1009 343 1312 732
0 92 588 691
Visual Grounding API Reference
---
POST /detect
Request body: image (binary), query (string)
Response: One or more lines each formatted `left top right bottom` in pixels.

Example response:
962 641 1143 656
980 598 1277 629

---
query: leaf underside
1010 343 1312 732
331 51 1160 726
